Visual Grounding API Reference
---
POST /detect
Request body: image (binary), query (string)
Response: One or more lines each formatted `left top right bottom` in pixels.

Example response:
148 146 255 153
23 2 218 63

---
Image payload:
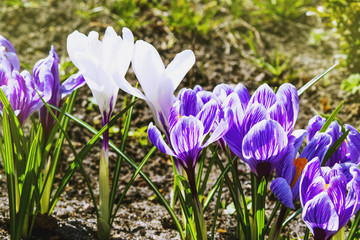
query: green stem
40 157 51 214
255 177 267 240
98 148 110 240
332 227 345 240
187 168 207 240
268 204 289 240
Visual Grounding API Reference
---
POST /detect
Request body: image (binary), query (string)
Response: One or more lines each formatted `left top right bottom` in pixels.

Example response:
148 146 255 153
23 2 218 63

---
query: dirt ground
0 1 359 239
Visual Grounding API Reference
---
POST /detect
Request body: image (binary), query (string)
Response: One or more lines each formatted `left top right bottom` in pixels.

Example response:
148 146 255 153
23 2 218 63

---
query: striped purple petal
270 177 295 209
242 119 288 179
249 83 276 109
169 116 204 170
302 192 339 240
148 122 175 157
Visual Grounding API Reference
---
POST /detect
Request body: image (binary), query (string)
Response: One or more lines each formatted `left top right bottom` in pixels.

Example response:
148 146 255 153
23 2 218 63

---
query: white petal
164 49 195 90
132 40 165 100
67 31 88 68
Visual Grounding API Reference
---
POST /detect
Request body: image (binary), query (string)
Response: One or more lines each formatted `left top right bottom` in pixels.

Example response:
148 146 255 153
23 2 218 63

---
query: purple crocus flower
300 157 360 240
33 46 85 141
224 83 299 179
0 69 43 126
307 115 360 166
148 97 232 174
0 35 42 126
148 97 232 239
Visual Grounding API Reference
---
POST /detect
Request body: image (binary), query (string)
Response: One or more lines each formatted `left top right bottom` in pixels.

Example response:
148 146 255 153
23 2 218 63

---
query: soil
0 1 359 240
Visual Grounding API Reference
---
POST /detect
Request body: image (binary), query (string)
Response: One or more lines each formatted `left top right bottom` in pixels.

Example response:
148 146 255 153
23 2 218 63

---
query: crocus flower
0 36 43 126
33 46 85 141
131 40 196 136
67 26 134 144
67 26 135 239
149 97 232 174
224 83 299 179
0 69 43 126
300 157 360 240
148 98 232 239
307 115 360 166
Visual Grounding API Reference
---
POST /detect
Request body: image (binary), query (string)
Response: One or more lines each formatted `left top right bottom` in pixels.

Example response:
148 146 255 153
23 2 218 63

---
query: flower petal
60 72 86 98
300 157 322 205
249 83 276 109
270 177 295 209
0 35 20 72
177 89 203 117
170 116 204 170
203 108 233 148
275 83 299 133
302 192 339 239
196 99 218 135
300 133 332 164
242 120 288 178
341 165 360 228
132 40 165 101
345 124 360 164
148 122 175 157
307 115 326 141
234 83 250 110
327 174 347 216
164 49 195 91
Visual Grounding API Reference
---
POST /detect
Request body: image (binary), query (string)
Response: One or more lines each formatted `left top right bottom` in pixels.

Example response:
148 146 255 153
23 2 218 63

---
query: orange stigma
290 157 308 188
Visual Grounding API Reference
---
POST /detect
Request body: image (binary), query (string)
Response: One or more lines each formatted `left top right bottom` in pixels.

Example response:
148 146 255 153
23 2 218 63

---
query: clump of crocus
67 26 134 239
300 157 360 240
0 36 85 131
224 83 299 180
148 91 233 239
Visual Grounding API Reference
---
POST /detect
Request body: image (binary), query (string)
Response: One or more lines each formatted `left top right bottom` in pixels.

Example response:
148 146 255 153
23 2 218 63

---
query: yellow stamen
290 157 308 188
325 184 329 190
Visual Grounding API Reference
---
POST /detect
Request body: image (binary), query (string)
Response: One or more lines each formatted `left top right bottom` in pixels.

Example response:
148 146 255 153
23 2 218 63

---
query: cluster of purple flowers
149 80 360 239
0 35 85 138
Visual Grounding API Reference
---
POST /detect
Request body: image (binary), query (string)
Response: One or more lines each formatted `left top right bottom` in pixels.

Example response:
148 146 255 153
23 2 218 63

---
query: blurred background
0 0 359 126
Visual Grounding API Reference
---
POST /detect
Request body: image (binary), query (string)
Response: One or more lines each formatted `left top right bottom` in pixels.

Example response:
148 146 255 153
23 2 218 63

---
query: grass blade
210 177 224 240
109 95 136 215
297 63 338 96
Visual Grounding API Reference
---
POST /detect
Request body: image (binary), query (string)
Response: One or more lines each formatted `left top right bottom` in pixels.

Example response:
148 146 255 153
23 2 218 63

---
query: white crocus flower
130 40 196 134
67 26 136 123
67 26 137 240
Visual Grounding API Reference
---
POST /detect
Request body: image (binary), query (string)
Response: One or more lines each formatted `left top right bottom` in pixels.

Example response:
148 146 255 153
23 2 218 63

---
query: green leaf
211 178 224 240
319 101 344 133
322 129 349 166
348 210 360 240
